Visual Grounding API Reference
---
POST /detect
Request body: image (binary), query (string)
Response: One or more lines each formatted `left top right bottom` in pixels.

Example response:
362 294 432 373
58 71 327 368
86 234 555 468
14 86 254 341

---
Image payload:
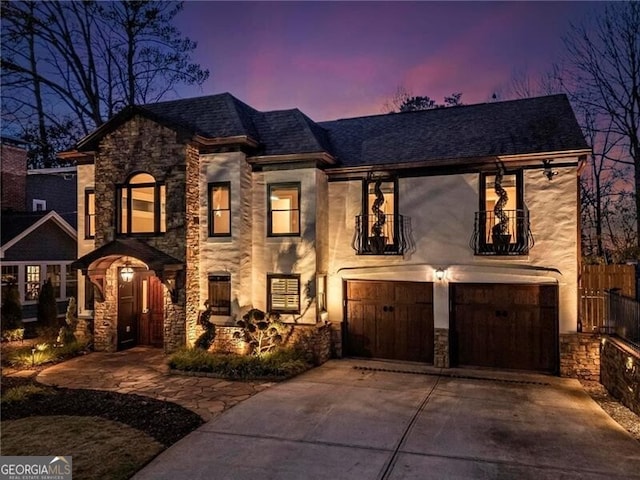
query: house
66 93 589 374
1 137 78 322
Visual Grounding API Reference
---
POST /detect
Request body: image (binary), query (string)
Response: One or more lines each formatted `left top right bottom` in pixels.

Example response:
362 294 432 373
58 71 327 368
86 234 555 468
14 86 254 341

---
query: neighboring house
1 138 78 322
66 93 589 374
0 211 78 321
27 166 78 226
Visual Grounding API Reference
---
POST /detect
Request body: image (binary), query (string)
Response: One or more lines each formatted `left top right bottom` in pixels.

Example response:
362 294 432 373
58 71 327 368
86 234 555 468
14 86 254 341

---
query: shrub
1 384 50 404
234 309 291 356
168 347 311 380
1 328 25 342
1 281 23 334
194 302 216 350
56 297 78 345
6 340 88 367
37 279 59 337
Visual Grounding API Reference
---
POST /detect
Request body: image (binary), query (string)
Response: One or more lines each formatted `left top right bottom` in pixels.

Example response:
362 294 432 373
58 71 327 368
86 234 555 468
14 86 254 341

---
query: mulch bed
1 376 204 447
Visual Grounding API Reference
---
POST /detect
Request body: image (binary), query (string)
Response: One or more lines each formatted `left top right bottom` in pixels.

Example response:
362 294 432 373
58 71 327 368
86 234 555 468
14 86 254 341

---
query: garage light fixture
435 268 446 281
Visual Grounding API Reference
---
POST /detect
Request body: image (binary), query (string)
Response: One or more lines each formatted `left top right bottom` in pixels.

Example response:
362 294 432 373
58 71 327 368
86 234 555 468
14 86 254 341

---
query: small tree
234 309 289 356
37 279 59 336
56 297 78 345
1 281 24 340
194 301 216 350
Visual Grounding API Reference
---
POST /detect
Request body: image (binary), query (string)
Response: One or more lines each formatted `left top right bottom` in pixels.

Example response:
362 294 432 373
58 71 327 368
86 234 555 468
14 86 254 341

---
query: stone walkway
34 347 275 421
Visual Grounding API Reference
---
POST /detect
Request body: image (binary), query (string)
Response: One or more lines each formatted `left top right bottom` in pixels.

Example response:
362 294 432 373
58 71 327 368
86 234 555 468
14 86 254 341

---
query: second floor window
208 183 231 236
85 189 95 239
268 183 300 236
117 173 166 235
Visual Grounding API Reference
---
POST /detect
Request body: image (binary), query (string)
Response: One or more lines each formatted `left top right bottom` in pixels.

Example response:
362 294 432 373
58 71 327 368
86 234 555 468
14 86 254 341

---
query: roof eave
247 152 336 167
192 134 260 149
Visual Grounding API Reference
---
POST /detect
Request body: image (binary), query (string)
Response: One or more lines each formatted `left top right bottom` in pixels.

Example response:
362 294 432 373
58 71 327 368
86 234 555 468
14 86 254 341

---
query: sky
173 1 608 122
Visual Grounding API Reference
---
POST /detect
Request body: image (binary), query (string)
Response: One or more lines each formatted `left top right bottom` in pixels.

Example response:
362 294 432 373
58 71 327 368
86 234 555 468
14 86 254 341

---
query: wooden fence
579 264 637 332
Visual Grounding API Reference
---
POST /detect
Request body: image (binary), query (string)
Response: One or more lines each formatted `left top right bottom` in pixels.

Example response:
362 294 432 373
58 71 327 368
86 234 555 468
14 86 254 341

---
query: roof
73 93 589 168
71 238 183 273
1 210 76 251
318 94 589 167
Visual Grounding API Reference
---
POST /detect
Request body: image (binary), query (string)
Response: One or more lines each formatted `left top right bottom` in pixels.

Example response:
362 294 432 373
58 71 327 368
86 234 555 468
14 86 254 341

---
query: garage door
451 283 558 372
345 280 434 363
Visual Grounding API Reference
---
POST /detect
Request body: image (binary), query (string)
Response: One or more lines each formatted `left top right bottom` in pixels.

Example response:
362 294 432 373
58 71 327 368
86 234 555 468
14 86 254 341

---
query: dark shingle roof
82 92 588 167
142 92 260 139
318 94 589 167
1 211 49 245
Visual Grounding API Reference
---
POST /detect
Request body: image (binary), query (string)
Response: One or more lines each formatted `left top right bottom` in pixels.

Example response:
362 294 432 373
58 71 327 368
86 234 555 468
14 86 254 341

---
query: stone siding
209 323 333 365
92 115 190 352
600 338 640 416
559 333 601 380
434 328 449 368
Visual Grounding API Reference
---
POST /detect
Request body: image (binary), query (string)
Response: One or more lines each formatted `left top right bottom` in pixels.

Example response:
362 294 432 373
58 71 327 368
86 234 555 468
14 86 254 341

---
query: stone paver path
35 347 274 421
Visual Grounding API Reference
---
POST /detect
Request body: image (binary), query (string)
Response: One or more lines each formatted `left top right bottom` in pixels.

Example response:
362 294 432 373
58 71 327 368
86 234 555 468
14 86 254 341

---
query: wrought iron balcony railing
353 214 407 255
470 209 534 255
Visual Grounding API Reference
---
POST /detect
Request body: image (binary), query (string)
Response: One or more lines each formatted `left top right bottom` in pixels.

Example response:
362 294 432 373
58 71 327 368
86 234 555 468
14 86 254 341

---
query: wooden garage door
451 284 558 372
346 280 434 363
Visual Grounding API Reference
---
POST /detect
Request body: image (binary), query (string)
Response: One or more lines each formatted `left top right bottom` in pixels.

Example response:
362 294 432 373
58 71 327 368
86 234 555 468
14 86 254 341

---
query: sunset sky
174 1 608 121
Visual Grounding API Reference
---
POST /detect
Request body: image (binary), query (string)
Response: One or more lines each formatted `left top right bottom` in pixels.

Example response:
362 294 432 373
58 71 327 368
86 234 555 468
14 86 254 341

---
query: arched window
117 173 166 234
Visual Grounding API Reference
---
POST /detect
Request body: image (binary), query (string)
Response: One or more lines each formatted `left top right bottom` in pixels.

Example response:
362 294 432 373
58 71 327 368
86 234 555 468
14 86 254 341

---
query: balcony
354 214 407 255
470 209 534 255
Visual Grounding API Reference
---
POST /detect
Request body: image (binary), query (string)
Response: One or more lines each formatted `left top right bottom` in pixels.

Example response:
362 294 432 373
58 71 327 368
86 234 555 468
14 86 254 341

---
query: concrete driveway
133 359 640 480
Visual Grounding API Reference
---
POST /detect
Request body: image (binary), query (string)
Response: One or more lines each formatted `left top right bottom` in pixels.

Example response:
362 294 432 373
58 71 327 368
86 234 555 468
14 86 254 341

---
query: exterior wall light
120 263 134 283
435 268 446 281
543 159 558 180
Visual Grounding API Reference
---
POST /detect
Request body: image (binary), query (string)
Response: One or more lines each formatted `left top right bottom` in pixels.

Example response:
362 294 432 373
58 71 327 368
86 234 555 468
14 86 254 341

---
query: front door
118 269 164 350
137 272 164 347
117 268 138 350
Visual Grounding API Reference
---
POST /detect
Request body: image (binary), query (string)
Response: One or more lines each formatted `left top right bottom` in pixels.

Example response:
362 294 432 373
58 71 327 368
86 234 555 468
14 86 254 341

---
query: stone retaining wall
600 337 640 416
559 333 600 381
209 322 333 365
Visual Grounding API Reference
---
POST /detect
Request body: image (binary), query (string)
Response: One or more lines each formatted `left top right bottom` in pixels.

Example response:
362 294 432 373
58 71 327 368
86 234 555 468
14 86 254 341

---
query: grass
4 340 89 367
1 383 50 403
168 347 312 379
1 416 163 480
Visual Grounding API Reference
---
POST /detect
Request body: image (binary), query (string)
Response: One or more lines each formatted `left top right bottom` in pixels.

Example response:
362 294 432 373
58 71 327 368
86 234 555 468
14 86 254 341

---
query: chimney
1 138 28 211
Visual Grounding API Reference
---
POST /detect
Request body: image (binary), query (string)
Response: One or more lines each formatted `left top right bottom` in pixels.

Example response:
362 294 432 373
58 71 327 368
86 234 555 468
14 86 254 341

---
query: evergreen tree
37 279 59 329
1 281 23 330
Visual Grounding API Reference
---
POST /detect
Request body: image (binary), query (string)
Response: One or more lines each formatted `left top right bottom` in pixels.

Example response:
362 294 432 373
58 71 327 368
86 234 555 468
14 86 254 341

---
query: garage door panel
346 281 434 363
452 284 558 373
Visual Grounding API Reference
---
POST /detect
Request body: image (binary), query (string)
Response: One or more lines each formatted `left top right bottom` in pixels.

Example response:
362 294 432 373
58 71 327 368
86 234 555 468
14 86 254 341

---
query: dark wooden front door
345 280 434 363
451 283 558 372
137 273 164 347
117 269 137 350
118 270 164 350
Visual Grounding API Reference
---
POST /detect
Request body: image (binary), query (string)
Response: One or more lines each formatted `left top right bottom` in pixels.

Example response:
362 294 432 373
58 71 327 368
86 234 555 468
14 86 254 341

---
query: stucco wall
76 163 95 318
198 152 254 323
326 163 580 336
251 167 320 324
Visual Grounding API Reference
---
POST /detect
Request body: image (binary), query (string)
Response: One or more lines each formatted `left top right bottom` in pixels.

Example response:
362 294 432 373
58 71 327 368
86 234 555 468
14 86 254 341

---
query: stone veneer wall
600 337 640 416
434 328 449 368
559 333 601 380
93 115 190 352
209 323 333 365
183 143 200 348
